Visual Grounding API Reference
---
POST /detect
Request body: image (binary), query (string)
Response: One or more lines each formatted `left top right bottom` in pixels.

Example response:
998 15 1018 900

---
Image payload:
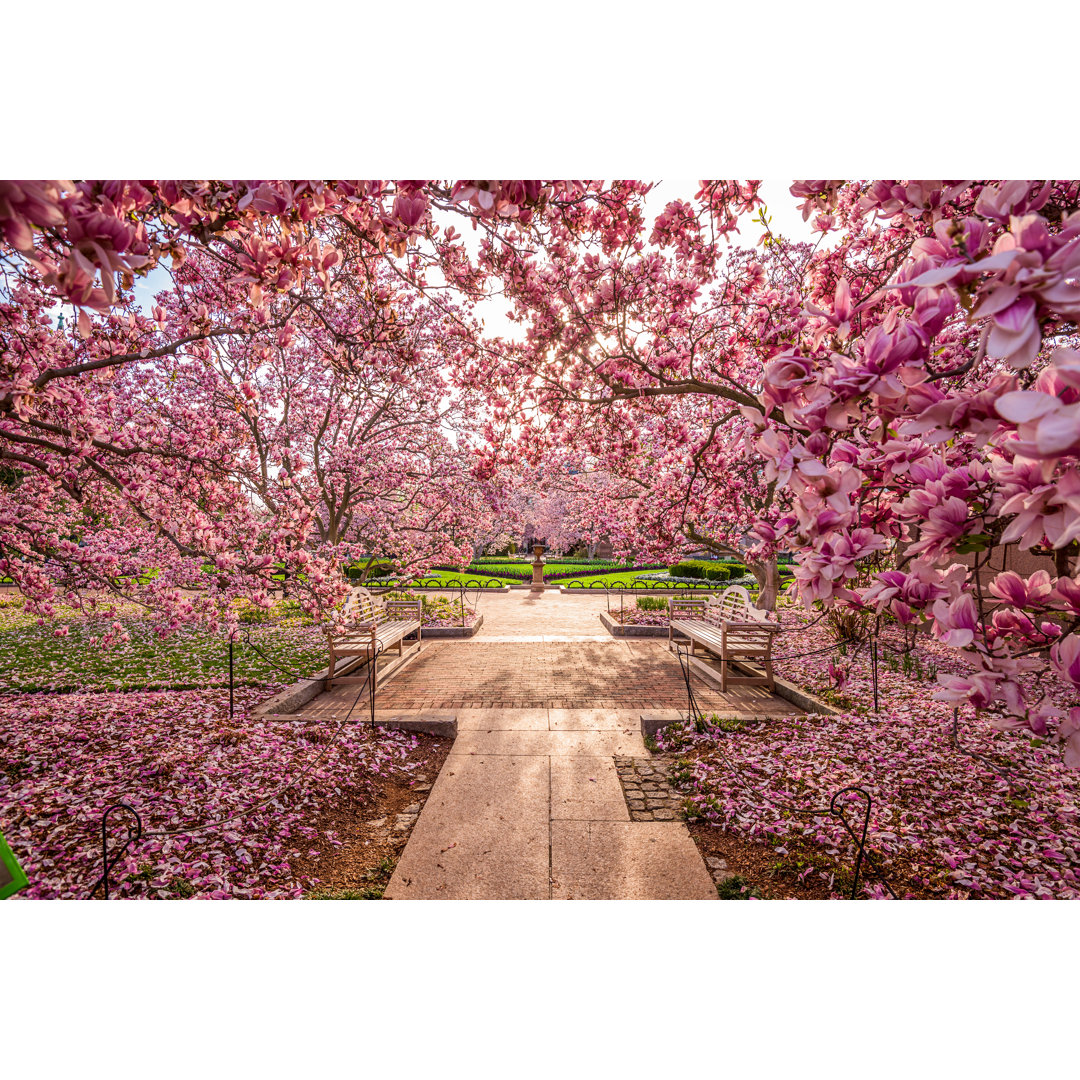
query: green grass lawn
471 560 617 574
555 569 685 588
0 602 327 692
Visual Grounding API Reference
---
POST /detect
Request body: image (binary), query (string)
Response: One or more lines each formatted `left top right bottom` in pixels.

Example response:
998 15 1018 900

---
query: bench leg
720 657 729 693
326 643 335 691
764 660 775 692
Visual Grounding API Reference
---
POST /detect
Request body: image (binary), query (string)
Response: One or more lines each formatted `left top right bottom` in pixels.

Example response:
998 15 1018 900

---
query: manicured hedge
668 559 747 581
432 561 666 582
345 561 393 580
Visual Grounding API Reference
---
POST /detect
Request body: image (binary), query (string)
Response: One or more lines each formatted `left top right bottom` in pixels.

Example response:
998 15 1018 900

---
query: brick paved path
302 639 793 714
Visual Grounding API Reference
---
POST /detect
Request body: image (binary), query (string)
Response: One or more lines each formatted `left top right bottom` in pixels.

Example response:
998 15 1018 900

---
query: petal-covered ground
1 685 427 899
660 604 1080 898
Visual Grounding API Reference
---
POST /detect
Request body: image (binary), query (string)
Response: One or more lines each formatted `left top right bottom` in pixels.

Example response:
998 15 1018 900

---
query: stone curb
731 662 838 715
416 615 484 639
372 711 458 737
598 611 676 638
249 710 458 738
252 653 362 716
662 643 838 717
639 709 687 738
252 636 426 717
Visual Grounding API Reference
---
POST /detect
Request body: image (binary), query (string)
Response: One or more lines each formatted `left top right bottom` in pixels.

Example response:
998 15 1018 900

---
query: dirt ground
294 732 453 898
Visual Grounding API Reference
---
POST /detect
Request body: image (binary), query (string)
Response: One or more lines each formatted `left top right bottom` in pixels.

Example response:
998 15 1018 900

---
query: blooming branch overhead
4 179 1080 764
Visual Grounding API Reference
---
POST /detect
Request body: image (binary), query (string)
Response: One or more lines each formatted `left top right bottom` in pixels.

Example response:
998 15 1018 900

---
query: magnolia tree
470 179 1080 764
157 251 491 588
0 180 626 625
7 179 1080 764
751 180 1080 762
468 184 801 607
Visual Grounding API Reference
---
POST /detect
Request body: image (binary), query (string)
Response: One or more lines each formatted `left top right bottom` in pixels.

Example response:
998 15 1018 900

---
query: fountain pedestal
530 543 547 587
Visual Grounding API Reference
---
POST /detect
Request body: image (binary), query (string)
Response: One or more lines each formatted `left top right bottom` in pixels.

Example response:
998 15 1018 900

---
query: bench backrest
704 585 755 625
343 586 383 625
669 596 708 620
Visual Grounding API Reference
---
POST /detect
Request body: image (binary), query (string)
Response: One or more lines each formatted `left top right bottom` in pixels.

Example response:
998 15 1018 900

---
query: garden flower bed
385 592 478 628
0 596 328 692
0 594 458 898
606 607 669 627
659 603 1080 899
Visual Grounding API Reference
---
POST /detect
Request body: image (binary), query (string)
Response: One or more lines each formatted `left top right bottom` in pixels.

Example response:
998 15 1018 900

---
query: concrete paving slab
551 821 717 900
425 754 550 822
452 729 649 757
548 708 634 731
456 708 550 730
351 596 788 900
385 814 551 900
550 757 629 821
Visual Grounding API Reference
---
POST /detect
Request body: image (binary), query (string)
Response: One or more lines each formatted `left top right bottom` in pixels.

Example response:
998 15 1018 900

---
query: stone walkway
298 591 794 899
383 708 716 900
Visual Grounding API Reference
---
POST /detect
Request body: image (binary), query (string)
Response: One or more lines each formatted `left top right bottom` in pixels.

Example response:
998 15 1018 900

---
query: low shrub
236 604 275 625
826 607 871 644
669 560 747 582
716 874 762 900
346 561 393 581
636 596 668 612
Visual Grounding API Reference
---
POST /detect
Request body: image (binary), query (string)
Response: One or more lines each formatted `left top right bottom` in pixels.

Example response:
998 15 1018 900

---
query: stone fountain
530 542 547 587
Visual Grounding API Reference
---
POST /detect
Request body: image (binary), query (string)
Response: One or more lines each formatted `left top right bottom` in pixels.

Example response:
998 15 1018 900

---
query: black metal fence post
370 641 377 731
871 633 879 713
229 638 235 720
676 642 705 731
88 802 143 900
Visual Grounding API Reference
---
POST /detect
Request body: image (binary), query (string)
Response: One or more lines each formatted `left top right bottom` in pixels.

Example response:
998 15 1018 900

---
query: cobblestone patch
613 756 684 821
704 855 731 884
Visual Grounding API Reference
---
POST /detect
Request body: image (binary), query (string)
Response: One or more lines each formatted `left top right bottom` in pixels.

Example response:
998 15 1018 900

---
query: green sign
0 829 28 899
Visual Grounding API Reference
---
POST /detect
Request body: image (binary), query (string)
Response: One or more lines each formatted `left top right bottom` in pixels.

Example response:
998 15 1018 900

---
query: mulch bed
293 732 452 897
686 820 834 899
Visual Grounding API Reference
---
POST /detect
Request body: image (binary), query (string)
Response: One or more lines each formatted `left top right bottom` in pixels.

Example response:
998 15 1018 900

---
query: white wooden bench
669 585 779 692
326 587 422 690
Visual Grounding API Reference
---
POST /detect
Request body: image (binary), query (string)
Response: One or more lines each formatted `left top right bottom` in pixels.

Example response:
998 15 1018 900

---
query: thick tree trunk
681 524 780 610
748 558 779 611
